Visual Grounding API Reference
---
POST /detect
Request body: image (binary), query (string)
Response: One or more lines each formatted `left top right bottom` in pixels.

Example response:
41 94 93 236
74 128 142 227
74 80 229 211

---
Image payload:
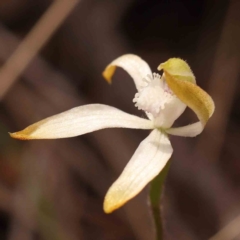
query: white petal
10 104 153 140
103 129 173 213
102 54 152 90
166 122 203 137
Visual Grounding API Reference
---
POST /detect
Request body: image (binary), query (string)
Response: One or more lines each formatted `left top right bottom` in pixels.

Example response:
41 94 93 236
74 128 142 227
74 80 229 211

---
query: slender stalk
149 160 171 240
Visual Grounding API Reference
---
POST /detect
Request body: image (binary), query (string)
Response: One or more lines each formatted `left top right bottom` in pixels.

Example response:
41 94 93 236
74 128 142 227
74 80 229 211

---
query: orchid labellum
10 54 215 213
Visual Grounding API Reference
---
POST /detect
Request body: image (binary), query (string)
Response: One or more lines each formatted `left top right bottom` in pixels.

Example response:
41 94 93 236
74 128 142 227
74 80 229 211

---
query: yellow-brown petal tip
9 123 39 140
102 65 116 84
9 131 31 140
103 195 125 214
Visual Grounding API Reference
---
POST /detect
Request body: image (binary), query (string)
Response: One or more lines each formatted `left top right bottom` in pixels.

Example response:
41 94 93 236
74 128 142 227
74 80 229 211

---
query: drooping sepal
158 58 215 136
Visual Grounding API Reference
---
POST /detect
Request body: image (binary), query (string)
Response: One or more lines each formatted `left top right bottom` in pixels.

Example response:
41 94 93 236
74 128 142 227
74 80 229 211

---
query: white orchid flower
10 54 215 213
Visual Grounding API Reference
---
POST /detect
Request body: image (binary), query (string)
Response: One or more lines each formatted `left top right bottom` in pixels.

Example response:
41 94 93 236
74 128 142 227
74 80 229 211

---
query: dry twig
0 0 79 99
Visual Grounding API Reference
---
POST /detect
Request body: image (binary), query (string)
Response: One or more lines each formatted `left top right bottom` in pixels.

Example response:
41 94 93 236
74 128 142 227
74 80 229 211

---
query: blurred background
0 0 239 239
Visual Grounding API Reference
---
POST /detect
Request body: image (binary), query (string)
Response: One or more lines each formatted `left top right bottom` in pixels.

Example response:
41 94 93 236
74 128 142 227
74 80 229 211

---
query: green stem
149 160 171 240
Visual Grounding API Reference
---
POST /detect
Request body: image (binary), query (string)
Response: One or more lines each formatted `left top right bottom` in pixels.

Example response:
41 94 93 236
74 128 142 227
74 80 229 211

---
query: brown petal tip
9 132 30 140
102 65 116 84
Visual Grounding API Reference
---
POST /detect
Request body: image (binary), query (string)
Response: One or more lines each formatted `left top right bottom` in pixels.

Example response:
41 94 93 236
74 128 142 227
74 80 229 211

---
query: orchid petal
103 129 173 213
166 122 202 137
158 59 215 136
10 104 153 140
102 54 152 90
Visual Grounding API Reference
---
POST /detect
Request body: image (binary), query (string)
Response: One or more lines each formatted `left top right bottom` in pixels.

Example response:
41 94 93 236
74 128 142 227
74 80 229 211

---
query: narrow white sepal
166 122 203 137
103 129 173 213
11 104 154 139
107 54 152 90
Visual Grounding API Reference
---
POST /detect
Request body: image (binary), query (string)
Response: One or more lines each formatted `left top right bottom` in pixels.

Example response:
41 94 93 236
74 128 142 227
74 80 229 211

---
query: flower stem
149 160 171 240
